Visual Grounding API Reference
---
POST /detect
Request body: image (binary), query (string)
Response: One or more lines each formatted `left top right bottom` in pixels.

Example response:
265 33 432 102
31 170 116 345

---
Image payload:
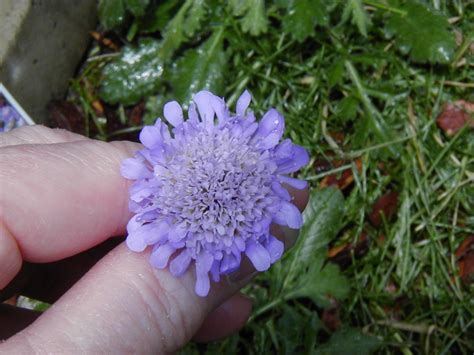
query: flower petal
188 103 199 123
254 109 284 142
125 228 147 252
150 243 176 269
139 126 163 148
274 201 303 229
169 250 192 277
246 241 271 271
195 252 214 297
193 91 215 129
265 235 284 263
220 253 239 274
236 90 252 116
121 157 151 180
278 175 308 190
271 181 291 201
164 101 184 127
276 145 310 174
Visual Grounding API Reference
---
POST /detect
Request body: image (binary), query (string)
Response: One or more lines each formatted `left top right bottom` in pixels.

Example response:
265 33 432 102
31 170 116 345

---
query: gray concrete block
0 0 97 123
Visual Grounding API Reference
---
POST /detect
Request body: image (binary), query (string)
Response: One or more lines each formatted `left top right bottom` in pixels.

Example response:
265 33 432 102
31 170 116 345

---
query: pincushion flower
121 90 309 297
0 104 26 132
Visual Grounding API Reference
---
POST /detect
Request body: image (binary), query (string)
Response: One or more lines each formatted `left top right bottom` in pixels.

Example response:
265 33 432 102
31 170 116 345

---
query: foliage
70 0 474 352
385 0 456 63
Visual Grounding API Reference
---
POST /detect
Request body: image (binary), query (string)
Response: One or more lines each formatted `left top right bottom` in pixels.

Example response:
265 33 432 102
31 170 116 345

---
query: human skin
0 125 309 353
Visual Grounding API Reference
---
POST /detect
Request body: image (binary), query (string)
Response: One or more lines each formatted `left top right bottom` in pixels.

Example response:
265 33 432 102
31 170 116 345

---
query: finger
0 224 22 289
0 125 88 148
193 292 252 342
1 189 308 354
0 136 140 263
4 238 123 303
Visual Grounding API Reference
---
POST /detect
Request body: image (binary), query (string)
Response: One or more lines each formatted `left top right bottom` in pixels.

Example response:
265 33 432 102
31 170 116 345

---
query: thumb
0 243 259 354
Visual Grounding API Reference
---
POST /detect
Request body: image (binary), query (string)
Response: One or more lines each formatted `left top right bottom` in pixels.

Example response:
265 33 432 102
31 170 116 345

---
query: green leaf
342 0 371 37
98 0 126 30
277 307 322 353
336 96 360 122
385 0 455 63
296 187 345 266
100 39 163 105
124 0 149 17
184 0 206 37
282 0 329 42
229 0 268 36
138 0 181 33
282 188 348 307
169 28 226 104
327 59 345 87
290 261 350 307
315 328 382 355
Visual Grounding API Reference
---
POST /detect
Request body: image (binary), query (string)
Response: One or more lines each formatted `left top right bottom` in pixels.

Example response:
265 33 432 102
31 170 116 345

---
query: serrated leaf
98 0 126 30
327 59 345 87
100 39 163 105
138 0 181 33
282 188 347 306
184 0 206 37
342 0 371 37
125 0 149 17
241 0 268 36
277 307 322 354
282 0 329 42
170 29 226 105
385 1 455 63
290 262 350 307
315 328 382 355
337 96 360 122
229 0 268 35
296 187 345 266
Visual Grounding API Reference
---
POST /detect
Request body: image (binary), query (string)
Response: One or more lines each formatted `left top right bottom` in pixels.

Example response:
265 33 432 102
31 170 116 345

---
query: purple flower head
0 103 26 132
121 90 309 297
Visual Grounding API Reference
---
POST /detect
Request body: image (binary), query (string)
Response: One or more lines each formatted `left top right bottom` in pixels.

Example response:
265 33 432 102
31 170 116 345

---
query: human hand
0 125 308 353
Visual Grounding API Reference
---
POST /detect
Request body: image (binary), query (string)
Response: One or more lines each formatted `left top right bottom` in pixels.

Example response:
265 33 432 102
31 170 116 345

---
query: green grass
65 0 474 353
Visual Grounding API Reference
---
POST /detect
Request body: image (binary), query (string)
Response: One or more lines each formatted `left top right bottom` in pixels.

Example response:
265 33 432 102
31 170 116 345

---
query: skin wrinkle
0 125 88 148
0 140 140 262
0 126 309 352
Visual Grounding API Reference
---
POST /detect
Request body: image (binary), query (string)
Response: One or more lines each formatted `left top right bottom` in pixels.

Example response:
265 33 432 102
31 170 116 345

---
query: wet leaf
296 188 346 266
290 262 350 308
98 0 126 30
124 0 149 17
282 0 329 42
184 0 206 37
169 29 226 105
315 328 382 355
100 39 164 105
385 0 456 63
